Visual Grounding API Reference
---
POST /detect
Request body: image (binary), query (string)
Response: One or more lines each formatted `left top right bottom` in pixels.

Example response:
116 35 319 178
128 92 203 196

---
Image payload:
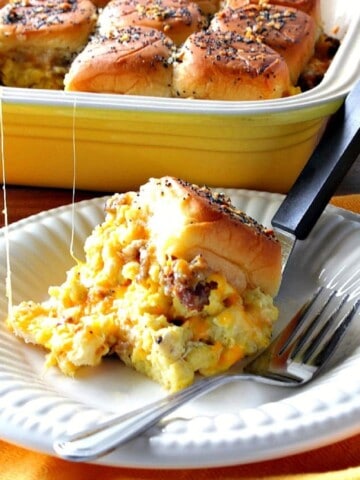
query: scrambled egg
6 191 278 392
1 57 69 89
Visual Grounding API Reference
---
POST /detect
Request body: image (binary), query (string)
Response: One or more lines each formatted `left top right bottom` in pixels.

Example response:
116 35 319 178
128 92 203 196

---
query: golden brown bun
97 0 207 45
140 177 282 296
226 0 320 22
64 26 175 96
210 4 318 83
172 29 292 100
0 0 97 52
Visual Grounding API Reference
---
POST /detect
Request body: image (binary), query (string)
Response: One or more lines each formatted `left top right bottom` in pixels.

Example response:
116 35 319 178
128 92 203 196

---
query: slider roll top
210 3 318 84
64 26 175 95
226 0 320 22
97 0 208 46
172 29 293 100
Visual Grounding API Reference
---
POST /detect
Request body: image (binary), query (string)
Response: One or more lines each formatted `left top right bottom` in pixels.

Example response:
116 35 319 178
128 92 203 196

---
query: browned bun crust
64 26 175 96
210 4 317 83
140 177 282 296
0 0 97 51
226 0 320 22
270 0 320 21
97 0 207 45
172 29 292 100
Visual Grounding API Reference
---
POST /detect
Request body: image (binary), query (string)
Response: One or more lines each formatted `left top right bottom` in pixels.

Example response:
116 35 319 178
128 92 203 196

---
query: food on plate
6 177 282 392
97 0 207 45
210 3 318 83
172 29 293 100
0 0 97 89
64 25 175 95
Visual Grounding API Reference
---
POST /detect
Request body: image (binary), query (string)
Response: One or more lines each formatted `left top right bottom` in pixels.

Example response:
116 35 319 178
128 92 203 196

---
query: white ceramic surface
0 190 360 468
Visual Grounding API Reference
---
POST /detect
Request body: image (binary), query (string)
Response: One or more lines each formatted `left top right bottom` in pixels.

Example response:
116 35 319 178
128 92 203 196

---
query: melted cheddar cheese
6 191 278 392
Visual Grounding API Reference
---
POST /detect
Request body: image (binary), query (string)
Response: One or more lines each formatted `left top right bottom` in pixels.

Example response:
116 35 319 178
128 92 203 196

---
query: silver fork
53 286 360 462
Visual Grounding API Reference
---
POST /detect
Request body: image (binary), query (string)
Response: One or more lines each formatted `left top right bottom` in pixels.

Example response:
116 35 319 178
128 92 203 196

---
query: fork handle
53 375 231 462
53 370 292 462
271 80 360 241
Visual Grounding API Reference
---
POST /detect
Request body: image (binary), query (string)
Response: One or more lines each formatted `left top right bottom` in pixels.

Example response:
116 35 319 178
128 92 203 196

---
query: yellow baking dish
1 0 359 193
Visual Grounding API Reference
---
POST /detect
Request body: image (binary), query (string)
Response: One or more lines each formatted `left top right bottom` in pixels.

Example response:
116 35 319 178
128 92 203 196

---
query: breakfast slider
64 26 175 96
210 3 318 84
6 177 282 392
97 0 207 45
172 29 292 100
0 0 97 89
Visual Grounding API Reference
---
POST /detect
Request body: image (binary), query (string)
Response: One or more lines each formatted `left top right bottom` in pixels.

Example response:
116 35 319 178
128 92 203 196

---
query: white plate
1 190 360 469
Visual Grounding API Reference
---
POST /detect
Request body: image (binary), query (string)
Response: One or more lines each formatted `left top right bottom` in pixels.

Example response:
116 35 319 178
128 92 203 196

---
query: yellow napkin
1 195 360 480
330 194 360 213
1 433 360 480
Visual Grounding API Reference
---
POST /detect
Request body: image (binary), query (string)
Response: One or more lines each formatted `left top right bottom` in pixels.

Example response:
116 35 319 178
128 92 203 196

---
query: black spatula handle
272 80 360 240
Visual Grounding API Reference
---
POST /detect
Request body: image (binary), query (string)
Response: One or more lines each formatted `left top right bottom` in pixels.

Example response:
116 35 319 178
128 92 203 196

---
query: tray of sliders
0 0 359 193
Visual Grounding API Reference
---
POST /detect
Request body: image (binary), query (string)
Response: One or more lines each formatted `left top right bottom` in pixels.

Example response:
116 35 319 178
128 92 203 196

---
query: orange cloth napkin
330 194 360 213
1 195 360 480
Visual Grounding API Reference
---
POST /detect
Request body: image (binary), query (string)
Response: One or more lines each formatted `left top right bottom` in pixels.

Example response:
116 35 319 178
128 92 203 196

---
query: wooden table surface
0 154 359 227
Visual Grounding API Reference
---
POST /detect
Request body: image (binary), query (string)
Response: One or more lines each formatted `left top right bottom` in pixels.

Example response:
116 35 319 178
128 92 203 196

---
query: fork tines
281 286 360 368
